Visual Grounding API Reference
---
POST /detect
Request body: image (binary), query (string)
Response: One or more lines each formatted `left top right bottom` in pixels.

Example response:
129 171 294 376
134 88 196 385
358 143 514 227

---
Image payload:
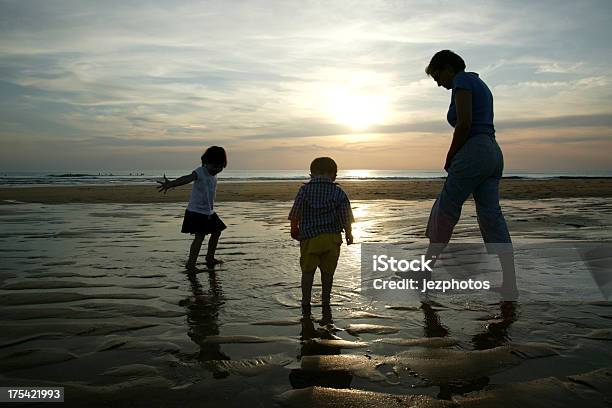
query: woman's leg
474 178 517 299
473 177 511 244
426 136 495 264
425 173 475 269
427 157 484 247
473 140 517 299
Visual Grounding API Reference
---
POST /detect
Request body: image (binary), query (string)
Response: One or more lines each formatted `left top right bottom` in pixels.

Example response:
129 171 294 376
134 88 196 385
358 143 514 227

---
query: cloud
497 113 612 130
0 0 611 170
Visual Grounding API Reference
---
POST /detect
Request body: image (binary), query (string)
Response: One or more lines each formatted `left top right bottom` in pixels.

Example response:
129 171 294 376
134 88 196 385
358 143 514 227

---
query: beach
1 186 612 406
2 178 612 203
4 0 612 405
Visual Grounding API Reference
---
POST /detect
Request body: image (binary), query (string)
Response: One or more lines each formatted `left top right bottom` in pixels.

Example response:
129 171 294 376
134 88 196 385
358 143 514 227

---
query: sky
1 0 611 172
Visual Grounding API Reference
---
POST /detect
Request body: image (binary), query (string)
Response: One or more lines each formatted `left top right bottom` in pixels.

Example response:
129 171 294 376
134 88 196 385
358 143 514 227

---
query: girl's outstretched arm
157 172 197 194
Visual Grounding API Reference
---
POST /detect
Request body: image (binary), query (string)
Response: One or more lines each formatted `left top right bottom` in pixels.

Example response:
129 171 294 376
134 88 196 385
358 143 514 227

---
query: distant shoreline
37 174 612 179
2 178 612 204
2 170 612 189
1 176 612 189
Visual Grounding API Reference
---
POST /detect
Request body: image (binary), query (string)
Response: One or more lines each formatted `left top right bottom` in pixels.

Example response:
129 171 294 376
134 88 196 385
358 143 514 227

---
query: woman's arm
157 172 197 194
445 89 472 171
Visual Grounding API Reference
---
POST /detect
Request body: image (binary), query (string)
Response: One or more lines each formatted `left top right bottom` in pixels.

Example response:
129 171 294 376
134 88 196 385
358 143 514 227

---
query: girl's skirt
181 210 227 235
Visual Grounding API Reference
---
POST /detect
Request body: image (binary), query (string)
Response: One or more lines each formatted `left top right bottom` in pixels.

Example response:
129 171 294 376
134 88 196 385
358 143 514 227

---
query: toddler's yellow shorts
300 233 342 275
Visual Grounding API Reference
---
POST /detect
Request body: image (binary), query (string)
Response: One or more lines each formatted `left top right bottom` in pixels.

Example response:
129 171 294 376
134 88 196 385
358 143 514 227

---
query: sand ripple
0 200 611 406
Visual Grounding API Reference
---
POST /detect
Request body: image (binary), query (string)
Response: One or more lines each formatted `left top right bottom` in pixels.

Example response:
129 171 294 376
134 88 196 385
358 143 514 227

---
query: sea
1 169 611 187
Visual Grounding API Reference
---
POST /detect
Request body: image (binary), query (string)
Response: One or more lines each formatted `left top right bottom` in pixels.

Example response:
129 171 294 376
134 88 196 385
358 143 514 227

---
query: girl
158 146 227 270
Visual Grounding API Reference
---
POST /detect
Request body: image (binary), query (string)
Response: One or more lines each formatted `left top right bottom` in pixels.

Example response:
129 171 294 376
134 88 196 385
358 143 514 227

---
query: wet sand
1 198 611 406
2 178 612 204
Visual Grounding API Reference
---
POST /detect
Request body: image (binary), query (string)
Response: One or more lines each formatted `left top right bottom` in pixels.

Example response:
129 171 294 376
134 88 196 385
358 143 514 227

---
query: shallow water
0 199 611 406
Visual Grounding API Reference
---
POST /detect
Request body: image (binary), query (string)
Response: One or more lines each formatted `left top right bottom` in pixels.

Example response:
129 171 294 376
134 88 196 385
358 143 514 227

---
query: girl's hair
201 146 227 167
425 50 466 76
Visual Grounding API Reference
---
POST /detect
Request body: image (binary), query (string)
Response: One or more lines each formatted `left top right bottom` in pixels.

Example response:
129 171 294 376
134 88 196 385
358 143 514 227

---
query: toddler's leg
205 231 222 267
187 233 206 270
321 303 333 325
319 242 341 306
320 272 334 306
300 238 318 314
301 270 316 313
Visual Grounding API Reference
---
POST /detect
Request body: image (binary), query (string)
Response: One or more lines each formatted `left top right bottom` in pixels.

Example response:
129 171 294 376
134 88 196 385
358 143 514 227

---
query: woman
424 50 517 299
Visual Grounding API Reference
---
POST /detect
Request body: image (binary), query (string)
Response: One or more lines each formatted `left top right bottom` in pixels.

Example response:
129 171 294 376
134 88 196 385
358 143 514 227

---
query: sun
325 75 390 130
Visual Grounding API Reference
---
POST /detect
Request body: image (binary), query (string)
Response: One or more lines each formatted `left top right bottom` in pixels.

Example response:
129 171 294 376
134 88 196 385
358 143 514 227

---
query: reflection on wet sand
472 301 518 350
420 300 519 399
421 301 450 338
289 306 353 390
0 200 610 406
180 270 230 378
288 301 523 398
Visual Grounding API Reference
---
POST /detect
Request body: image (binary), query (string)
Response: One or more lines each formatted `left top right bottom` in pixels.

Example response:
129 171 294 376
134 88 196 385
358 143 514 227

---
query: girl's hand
157 174 171 194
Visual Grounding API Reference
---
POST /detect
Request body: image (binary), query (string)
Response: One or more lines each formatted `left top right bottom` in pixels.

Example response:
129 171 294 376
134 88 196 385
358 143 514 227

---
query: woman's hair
425 50 466 76
201 146 227 167
310 157 337 175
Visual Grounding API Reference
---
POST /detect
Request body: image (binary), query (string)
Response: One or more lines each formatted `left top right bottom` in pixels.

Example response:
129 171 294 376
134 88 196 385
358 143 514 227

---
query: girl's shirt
447 71 495 138
187 166 216 215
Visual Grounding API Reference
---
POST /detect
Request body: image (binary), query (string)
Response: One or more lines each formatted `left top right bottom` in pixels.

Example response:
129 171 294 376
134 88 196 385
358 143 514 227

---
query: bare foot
205 258 223 268
490 285 519 301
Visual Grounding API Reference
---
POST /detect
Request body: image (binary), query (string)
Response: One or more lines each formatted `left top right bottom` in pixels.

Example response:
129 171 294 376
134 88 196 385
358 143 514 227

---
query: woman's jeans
426 134 512 250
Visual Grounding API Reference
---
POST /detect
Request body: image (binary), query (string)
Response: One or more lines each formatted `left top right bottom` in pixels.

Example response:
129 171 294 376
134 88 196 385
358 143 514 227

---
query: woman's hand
444 154 454 172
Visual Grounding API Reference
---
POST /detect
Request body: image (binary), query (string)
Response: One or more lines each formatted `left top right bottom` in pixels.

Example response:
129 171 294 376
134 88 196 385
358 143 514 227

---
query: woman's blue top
447 71 495 138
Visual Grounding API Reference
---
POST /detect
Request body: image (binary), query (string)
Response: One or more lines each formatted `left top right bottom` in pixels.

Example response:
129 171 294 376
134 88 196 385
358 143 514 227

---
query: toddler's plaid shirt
288 177 354 240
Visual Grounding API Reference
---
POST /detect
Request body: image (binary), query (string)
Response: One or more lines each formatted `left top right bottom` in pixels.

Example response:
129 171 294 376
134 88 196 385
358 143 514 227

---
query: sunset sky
1 0 611 171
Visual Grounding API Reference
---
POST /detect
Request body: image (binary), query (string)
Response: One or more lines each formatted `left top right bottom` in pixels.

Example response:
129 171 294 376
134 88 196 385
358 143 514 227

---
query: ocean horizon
2 169 612 187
